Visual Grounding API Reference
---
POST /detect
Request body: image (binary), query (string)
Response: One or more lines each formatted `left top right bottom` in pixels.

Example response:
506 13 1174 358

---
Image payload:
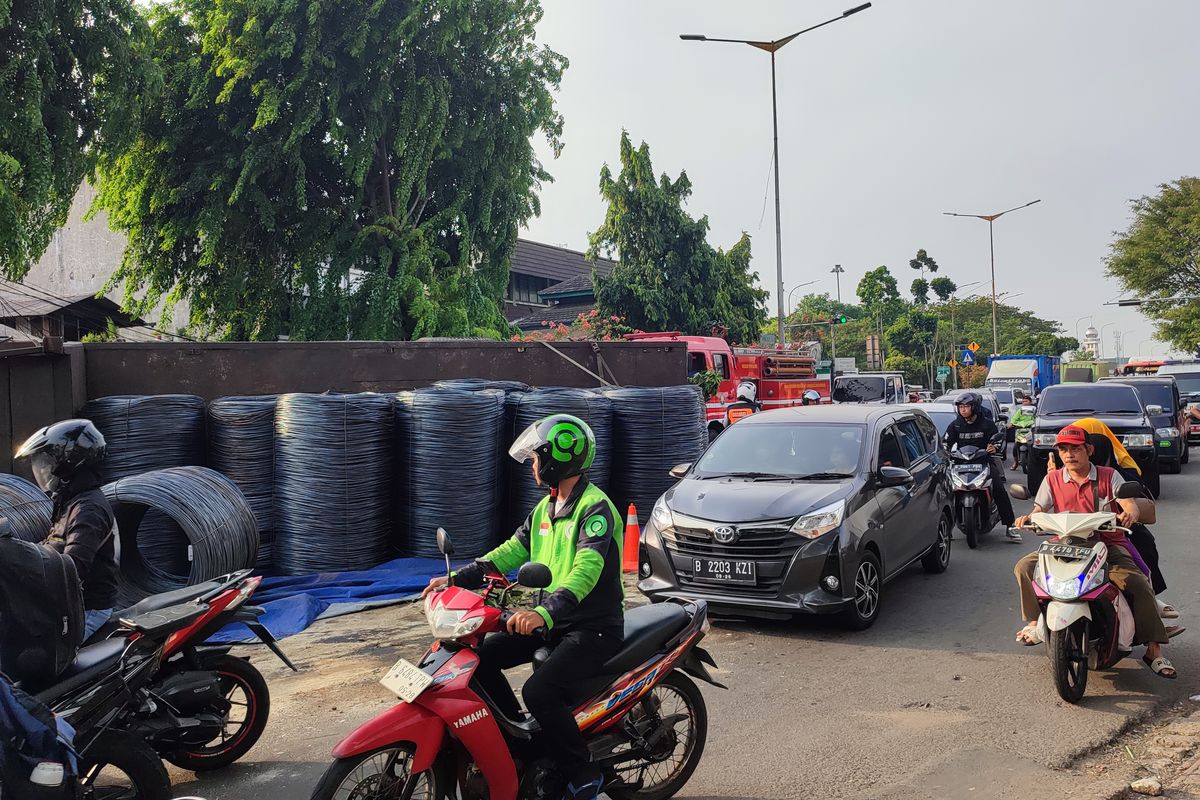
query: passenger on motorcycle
14 420 116 640
1012 425 1176 678
726 380 762 424
422 414 623 800
943 391 1017 537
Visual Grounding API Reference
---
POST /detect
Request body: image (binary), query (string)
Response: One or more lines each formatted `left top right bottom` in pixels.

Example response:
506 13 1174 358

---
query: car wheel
921 513 952 574
842 550 883 631
1165 458 1182 475
1145 461 1161 498
1182 440 1190 465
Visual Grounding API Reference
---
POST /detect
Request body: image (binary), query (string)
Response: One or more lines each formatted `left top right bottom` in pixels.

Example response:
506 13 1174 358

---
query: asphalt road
172 467 1200 800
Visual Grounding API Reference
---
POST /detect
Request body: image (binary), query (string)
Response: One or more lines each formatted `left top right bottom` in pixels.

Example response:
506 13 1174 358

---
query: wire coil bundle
434 378 532 393
81 395 207 483
597 385 707 525
506 389 614 530
273 393 395 574
207 396 277 570
103 466 258 603
0 474 53 543
394 388 505 558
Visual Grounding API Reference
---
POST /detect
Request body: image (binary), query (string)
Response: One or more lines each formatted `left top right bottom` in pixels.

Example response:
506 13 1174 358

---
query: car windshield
1165 372 1200 395
694 423 865 479
1038 386 1142 415
1129 383 1174 411
833 377 884 402
992 389 1014 404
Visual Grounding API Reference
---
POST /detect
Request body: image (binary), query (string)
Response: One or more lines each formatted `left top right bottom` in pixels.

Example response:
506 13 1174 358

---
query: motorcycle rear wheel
607 671 708 800
1049 620 1090 704
166 654 271 771
310 745 443 800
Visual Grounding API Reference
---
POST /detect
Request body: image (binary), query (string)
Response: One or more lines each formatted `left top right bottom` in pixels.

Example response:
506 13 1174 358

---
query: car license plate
1191 424 1200 433
380 658 434 703
1039 543 1093 560
693 558 756 585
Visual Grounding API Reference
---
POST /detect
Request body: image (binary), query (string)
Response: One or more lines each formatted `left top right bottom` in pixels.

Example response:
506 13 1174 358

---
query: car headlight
1156 427 1180 439
1044 575 1081 601
1123 433 1153 448
651 497 674 531
1034 433 1057 447
424 600 485 640
790 500 845 539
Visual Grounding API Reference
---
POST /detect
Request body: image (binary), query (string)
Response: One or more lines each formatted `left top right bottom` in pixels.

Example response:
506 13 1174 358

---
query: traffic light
829 314 850 325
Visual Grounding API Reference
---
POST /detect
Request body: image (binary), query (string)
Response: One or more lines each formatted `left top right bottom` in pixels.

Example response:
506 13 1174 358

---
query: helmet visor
30 452 57 492
508 423 546 464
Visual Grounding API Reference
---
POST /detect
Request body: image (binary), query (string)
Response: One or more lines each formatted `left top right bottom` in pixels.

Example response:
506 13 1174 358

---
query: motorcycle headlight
790 500 845 539
1156 427 1180 439
1034 433 1057 447
950 471 970 488
651 497 674 532
1044 575 1081 601
1123 433 1153 448
969 469 990 487
424 599 485 640
1015 430 1031 442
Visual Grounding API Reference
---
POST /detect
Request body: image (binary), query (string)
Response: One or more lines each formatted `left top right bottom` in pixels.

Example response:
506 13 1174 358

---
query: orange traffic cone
622 504 641 573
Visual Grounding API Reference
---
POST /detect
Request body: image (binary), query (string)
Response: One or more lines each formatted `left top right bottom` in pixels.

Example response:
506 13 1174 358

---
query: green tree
910 277 930 305
95 0 566 340
1104 178 1200 353
781 293 865 365
909 248 939 277
1 0 152 278
856 266 904 361
884 354 926 388
590 132 768 344
930 276 958 302
886 309 940 386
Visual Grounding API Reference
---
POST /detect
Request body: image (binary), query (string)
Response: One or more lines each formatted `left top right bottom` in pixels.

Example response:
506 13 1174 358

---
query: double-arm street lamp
681 3 872 347
943 199 1041 356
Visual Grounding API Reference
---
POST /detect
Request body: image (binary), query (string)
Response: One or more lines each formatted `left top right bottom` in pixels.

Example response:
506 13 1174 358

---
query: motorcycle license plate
1038 543 1093 560
957 463 985 472
381 658 434 703
693 558 756 585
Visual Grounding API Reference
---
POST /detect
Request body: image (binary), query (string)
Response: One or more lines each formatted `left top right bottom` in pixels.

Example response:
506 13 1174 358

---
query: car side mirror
517 562 553 589
877 466 914 487
1115 481 1144 500
1146 404 1164 416
436 527 455 557
669 463 692 480
1008 484 1031 500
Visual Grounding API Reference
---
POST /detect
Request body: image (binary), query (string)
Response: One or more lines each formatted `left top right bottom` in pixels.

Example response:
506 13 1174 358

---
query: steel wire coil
596 385 707 526
81 395 207 483
272 393 394 575
103 466 258 604
506 389 614 531
434 379 532 393
208 396 277 570
0 474 53 543
394 388 505 558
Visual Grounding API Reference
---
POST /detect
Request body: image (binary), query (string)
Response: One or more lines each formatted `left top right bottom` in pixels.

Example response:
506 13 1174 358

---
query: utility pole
831 264 844 303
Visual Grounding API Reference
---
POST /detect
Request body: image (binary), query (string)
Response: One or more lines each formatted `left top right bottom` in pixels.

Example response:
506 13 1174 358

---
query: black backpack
0 520 84 684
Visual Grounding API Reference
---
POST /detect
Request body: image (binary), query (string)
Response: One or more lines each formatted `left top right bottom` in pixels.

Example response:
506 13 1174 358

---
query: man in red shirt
1012 425 1175 678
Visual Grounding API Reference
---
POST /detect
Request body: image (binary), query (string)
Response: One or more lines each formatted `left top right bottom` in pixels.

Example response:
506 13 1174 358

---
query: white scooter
1008 481 1153 703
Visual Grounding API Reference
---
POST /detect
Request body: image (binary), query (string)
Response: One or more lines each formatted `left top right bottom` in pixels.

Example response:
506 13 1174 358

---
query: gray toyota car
637 405 954 629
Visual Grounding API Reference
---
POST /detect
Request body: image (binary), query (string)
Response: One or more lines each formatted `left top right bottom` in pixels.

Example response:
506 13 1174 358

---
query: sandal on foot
1157 598 1180 619
1167 625 1186 639
1142 655 1178 679
1016 623 1043 646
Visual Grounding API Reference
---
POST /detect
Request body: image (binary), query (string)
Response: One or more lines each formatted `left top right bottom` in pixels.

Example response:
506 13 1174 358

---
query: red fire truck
624 332 831 439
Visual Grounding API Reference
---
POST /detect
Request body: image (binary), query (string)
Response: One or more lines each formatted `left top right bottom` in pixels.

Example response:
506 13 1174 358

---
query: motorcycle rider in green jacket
1009 392 1036 470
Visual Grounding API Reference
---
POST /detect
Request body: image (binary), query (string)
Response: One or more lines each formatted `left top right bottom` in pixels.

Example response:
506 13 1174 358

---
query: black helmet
508 414 596 486
954 391 982 415
14 419 106 493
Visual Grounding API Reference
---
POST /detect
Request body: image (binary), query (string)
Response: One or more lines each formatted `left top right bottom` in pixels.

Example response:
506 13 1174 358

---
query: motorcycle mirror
517 562 553 590
1115 481 1144 500
1009 484 1031 500
436 527 455 557
669 463 692 480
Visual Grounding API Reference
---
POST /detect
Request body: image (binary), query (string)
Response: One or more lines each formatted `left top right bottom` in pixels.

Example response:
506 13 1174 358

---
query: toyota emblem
712 525 738 544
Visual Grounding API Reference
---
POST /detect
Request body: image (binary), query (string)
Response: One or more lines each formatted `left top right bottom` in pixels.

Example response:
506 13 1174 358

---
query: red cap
1055 425 1087 447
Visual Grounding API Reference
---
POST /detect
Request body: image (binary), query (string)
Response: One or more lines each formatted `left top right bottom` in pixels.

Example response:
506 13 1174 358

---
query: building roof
511 239 615 282
539 272 597 300
0 289 143 326
512 303 597 331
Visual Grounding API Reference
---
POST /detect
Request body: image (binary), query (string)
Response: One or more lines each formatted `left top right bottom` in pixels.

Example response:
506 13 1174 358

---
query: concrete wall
0 351 81 475
79 340 688 400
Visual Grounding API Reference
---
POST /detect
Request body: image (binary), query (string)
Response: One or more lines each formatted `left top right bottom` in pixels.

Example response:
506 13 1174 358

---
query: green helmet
508 414 596 485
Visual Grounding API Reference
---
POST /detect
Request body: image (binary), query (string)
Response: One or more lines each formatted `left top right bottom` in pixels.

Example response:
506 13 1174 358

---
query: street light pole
1099 322 1115 359
786 279 818 315
681 3 872 349
831 264 844 303
1075 315 1093 344
944 198 1041 357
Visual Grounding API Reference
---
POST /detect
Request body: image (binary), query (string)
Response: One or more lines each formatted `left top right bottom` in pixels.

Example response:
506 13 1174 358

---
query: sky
522 0 1200 359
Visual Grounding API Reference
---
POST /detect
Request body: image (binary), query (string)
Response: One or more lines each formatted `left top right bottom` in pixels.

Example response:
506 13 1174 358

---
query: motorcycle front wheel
310 745 444 800
1049 619 1090 704
960 506 979 549
80 731 172 800
607 671 708 800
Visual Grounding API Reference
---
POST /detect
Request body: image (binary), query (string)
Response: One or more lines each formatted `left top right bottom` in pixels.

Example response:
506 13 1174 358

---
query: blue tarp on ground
209 557 469 643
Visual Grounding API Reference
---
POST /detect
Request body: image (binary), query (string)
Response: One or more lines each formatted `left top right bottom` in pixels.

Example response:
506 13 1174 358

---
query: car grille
661 516 802 597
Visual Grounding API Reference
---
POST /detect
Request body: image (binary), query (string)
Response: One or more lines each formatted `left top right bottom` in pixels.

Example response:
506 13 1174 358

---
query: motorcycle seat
32 638 127 706
604 603 690 673
86 579 227 644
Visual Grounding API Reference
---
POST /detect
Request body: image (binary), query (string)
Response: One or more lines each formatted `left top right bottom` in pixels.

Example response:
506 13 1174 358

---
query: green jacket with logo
456 478 624 634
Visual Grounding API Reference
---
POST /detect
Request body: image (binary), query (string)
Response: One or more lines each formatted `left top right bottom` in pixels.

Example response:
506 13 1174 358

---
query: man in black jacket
16 420 117 638
943 391 1018 539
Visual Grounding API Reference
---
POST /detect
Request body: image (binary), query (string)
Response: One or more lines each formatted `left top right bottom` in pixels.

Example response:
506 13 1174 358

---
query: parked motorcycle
313 528 724 800
949 432 1007 548
85 570 294 772
1007 482 1168 703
